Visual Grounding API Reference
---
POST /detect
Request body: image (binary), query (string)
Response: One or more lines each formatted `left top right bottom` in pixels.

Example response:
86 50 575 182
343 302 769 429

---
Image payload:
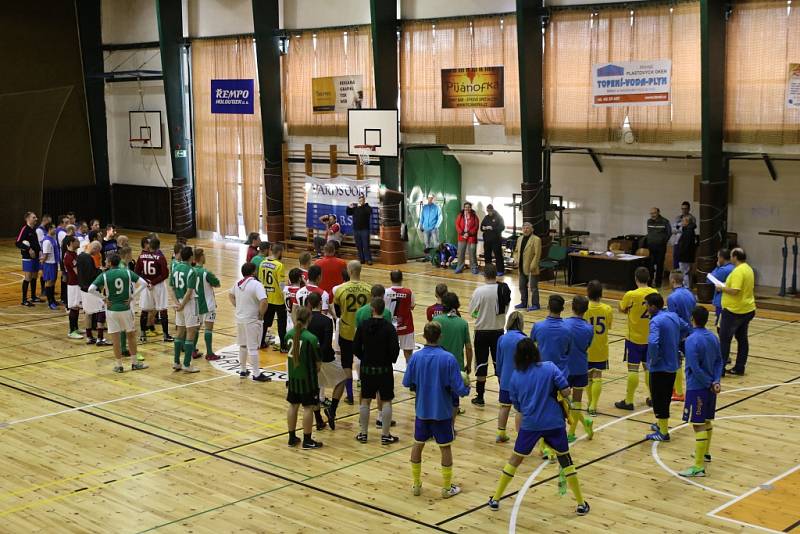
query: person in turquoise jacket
419 194 442 255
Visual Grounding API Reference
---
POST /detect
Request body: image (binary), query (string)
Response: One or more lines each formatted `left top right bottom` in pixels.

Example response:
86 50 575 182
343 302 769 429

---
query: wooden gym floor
0 231 798 533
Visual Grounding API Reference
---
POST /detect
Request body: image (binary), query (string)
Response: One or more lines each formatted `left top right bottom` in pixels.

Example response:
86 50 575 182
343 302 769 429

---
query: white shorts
140 281 168 311
106 309 135 334
398 333 416 351
237 321 263 353
81 291 106 315
67 285 82 309
318 358 349 388
176 300 200 328
201 310 216 324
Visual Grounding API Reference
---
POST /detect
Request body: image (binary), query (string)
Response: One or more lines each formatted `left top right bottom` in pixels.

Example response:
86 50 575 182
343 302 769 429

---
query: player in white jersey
229 262 271 382
283 268 305 333
296 264 330 314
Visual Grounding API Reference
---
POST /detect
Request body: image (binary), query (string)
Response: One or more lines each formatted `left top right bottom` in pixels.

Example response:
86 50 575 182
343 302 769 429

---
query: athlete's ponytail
291 307 312 367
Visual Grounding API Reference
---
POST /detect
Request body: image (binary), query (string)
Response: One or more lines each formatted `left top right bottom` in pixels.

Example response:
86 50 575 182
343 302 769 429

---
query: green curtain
402 147 462 259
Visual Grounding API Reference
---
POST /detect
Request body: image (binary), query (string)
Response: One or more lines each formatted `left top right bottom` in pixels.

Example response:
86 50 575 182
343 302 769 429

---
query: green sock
442 465 453 491
411 461 421 486
174 338 185 365
183 340 195 367
563 465 585 506
625 372 639 404
204 331 213 355
120 331 127 353
694 431 708 469
658 418 669 435
492 462 517 501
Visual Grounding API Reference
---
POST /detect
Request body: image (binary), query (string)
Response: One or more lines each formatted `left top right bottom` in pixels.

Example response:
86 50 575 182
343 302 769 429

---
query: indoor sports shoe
355 432 368 443
205 353 221 361
646 431 670 442
471 268 479 275
288 436 301 447
302 438 323 449
412 484 422 497
527 305 541 311
514 303 528 309
488 497 500 511
137 354 145 362
96 339 110 347
67 331 83 339
646 397 653 407
182 366 200 373
567 433 577 443
496 271 505 277
344 397 354 406
614 400 634 411
21 300 34 307
163 334 174 342
381 434 399 445
679 466 706 477
588 407 598 416
471 396 485 407
726 368 745 376
113 365 124 373
671 393 685 402
173 363 183 371
30 296 44 303
131 362 148 371
48 303 58 310
86 337 97 344
495 434 510 443
442 484 461 499
239 370 250 378
192 350 202 359
139 333 147 343
252 373 271 382
576 501 591 516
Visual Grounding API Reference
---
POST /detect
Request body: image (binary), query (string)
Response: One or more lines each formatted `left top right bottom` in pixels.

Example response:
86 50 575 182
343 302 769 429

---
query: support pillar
516 0 548 238
369 0 399 190
253 0 285 242
156 0 194 238
697 0 729 301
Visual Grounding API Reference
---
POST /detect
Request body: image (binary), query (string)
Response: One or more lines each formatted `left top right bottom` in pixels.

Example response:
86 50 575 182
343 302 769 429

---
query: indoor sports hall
1 1 798 533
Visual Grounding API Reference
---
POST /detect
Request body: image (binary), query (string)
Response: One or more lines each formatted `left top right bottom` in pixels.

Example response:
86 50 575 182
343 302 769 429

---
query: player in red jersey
134 237 172 343
426 283 448 321
315 242 347 300
297 265 331 315
385 270 416 362
283 268 305 330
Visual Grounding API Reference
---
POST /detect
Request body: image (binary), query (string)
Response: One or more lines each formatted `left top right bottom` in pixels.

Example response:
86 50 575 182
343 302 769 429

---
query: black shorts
339 337 354 369
361 372 394 401
286 386 320 407
474 329 503 377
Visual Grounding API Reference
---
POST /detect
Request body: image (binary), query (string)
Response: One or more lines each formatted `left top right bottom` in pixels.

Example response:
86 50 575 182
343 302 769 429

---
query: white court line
704 515 783 534
0 361 286 428
508 380 800 533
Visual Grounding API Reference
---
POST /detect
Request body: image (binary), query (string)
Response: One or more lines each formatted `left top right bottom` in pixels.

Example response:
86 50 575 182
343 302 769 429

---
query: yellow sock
644 370 651 390
411 461 421 487
492 462 518 501
442 465 453 490
658 418 669 435
625 372 639 404
568 403 582 435
497 428 507 439
705 424 713 456
589 378 602 411
694 431 708 469
674 365 684 396
563 465 585 505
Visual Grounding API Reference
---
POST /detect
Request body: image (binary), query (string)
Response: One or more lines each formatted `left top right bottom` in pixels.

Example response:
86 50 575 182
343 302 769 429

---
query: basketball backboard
129 111 163 149
347 109 398 158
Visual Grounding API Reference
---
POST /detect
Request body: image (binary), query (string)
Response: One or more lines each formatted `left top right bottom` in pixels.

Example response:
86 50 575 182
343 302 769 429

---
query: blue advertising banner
211 79 254 114
305 176 381 235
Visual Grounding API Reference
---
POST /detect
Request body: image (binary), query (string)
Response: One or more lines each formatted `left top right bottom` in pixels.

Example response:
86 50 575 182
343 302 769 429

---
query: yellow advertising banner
312 75 364 113
441 66 504 109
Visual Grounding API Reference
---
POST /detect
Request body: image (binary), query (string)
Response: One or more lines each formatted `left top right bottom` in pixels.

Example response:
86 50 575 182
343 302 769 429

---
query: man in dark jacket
675 215 697 288
644 207 672 287
480 204 506 276
346 193 373 265
353 297 400 444
15 211 41 306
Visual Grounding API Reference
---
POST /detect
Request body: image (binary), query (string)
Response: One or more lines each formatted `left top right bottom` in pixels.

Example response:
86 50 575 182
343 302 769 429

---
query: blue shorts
514 427 569 457
22 258 40 273
624 340 648 365
568 374 588 388
682 389 717 424
414 418 454 446
588 361 609 371
42 263 58 282
499 389 512 407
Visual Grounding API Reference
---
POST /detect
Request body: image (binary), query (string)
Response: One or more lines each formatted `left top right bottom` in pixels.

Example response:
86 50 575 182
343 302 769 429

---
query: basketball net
354 144 376 166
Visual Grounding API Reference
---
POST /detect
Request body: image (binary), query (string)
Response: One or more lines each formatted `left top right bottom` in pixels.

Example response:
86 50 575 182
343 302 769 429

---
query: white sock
249 351 260 377
359 404 370 434
239 346 247 372
381 403 392 436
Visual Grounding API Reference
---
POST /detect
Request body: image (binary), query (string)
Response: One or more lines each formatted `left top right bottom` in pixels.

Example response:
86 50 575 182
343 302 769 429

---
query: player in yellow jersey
615 267 658 410
258 243 287 352
584 280 614 416
332 260 372 409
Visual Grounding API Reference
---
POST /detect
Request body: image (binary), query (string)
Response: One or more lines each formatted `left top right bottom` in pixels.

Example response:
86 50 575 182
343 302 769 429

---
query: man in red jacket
455 202 479 275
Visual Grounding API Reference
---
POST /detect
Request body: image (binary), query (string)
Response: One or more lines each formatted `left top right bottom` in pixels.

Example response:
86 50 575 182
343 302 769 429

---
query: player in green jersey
286 307 324 449
89 253 149 373
192 248 221 360
170 246 201 373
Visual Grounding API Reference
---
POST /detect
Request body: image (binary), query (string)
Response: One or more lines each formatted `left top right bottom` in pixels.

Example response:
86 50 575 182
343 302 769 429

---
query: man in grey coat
644 207 672 288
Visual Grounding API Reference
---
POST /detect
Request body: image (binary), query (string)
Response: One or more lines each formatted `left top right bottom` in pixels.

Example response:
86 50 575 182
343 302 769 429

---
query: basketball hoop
354 144 376 166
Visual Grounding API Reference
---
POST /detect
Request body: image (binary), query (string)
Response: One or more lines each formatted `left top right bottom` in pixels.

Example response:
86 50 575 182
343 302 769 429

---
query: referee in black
347 193 373 265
